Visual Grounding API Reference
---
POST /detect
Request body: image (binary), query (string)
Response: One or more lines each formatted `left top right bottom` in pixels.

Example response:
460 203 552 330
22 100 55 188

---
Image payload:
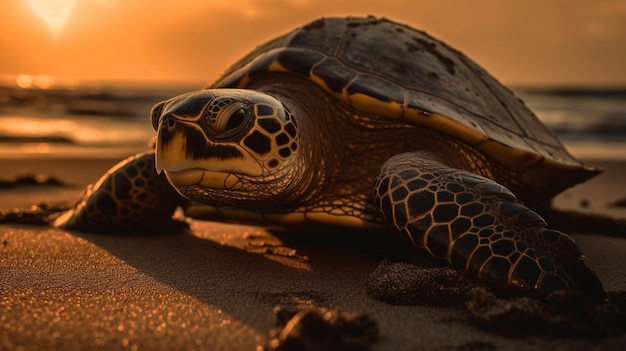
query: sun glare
27 0 77 34
15 74 34 88
15 74 56 89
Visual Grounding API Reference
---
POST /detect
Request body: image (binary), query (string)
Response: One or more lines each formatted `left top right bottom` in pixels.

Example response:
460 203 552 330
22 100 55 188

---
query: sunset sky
2 0 626 87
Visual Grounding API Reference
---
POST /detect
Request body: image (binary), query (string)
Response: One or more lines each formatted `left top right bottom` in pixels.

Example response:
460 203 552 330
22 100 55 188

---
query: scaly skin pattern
373 152 605 299
53 152 185 233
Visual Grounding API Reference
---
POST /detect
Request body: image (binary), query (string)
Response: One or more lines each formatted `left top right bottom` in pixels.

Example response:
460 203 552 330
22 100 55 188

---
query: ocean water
0 82 199 159
516 88 626 160
0 81 625 160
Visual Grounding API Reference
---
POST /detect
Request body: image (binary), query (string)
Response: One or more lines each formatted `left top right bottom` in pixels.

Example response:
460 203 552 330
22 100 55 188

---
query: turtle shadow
66 222 397 332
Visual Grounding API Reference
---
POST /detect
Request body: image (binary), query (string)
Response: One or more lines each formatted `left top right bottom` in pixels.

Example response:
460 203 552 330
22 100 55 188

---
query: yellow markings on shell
269 59 290 73
403 111 488 146
308 69 406 120
478 140 542 174
347 92 404 119
234 74 250 88
230 58 289 89
308 73 346 100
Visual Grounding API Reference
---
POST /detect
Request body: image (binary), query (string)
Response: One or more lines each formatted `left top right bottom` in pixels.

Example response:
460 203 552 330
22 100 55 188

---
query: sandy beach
1 156 626 350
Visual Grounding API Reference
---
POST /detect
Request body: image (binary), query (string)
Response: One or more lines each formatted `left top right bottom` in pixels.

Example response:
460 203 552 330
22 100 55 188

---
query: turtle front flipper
373 152 605 300
54 151 187 233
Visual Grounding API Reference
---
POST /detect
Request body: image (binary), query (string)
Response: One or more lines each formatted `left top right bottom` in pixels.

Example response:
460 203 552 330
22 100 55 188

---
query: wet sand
1 157 626 350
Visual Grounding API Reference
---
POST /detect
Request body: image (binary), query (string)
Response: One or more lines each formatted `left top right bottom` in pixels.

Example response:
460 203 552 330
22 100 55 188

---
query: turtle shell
211 16 598 189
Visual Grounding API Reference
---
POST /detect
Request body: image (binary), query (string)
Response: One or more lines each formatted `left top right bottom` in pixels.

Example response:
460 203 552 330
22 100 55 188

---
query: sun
27 0 77 34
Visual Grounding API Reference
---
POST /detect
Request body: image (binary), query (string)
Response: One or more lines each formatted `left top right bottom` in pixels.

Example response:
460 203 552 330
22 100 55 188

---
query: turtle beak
154 115 263 178
154 115 194 175
154 132 179 176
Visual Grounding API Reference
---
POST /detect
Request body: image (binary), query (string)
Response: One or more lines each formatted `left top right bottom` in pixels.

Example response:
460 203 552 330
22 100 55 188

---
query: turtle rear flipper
54 151 187 233
373 152 605 300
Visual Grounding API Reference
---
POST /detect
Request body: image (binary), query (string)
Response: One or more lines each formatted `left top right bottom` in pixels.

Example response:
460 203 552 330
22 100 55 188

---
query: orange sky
2 0 626 86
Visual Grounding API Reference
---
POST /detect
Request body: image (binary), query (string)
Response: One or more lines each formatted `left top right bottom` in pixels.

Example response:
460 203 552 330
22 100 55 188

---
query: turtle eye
225 108 248 131
214 103 250 136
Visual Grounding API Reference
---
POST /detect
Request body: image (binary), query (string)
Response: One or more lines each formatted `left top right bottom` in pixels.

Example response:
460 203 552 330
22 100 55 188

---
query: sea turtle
53 16 605 300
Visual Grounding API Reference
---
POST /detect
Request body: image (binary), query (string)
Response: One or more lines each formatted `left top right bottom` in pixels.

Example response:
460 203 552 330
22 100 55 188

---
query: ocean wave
517 87 626 99
0 134 75 144
0 84 186 119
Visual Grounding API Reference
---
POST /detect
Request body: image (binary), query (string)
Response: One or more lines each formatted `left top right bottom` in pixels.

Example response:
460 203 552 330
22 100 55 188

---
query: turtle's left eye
214 103 250 136
225 108 248 131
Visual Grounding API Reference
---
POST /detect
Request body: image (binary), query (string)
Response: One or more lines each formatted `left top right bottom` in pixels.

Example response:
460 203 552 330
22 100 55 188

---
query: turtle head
151 89 303 207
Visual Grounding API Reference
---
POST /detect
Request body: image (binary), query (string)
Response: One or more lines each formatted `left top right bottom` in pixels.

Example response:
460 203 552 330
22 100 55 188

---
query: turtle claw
374 152 605 300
